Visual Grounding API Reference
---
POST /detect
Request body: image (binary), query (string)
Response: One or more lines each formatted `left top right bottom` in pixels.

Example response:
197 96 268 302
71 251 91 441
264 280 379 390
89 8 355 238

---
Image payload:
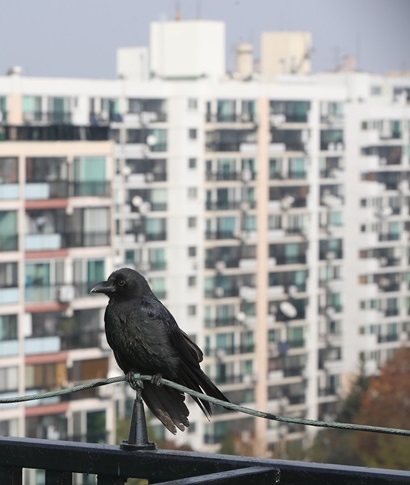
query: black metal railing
0 435 409 484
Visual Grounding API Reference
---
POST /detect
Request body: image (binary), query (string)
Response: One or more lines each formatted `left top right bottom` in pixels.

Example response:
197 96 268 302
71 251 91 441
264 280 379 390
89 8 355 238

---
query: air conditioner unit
137 234 146 243
58 285 75 303
215 261 226 272
215 348 226 361
145 172 154 182
215 287 225 297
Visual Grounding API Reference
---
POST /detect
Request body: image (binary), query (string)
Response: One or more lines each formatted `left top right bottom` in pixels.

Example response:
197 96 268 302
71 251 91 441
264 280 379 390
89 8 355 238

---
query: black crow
91 267 229 434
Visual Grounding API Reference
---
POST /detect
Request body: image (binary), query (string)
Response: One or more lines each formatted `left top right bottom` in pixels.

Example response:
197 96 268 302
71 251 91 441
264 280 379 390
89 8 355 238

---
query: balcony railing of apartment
206 344 255 356
1 124 109 141
206 113 256 123
1 435 408 484
25 181 111 198
205 171 257 181
206 200 257 211
205 287 240 298
377 333 400 343
205 230 237 240
25 231 110 250
23 112 72 124
205 317 237 328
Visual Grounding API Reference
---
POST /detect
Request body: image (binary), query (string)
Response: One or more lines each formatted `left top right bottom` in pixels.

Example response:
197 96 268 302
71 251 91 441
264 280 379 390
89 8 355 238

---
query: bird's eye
118 280 125 287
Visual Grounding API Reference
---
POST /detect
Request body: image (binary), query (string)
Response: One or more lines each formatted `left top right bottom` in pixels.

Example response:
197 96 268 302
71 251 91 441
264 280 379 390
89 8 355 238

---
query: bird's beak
90 280 115 295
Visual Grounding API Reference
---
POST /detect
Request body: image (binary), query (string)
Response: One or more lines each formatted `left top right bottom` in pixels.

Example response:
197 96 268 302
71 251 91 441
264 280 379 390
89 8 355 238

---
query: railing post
120 388 156 451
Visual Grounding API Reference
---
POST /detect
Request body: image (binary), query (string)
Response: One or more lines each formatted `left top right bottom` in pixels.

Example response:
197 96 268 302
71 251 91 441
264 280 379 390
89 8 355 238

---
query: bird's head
90 268 151 298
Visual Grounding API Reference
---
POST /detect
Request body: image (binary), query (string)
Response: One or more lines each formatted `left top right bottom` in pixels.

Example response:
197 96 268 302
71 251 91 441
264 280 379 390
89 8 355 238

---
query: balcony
206 343 255 357
205 287 240 298
377 333 399 343
25 231 110 251
205 230 237 240
0 184 19 199
206 113 256 123
0 287 19 305
1 124 109 141
23 112 72 124
206 200 256 211
25 181 111 199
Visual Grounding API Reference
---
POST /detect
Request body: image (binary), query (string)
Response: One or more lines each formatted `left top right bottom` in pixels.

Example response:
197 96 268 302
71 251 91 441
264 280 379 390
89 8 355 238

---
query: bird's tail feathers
142 382 189 435
179 364 230 419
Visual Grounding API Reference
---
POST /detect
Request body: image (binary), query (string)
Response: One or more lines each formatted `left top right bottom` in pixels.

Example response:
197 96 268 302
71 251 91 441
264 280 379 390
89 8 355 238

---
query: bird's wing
140 297 203 364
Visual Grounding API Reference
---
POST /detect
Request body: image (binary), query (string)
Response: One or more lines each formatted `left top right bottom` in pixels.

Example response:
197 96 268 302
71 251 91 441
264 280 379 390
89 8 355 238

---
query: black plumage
91 267 229 434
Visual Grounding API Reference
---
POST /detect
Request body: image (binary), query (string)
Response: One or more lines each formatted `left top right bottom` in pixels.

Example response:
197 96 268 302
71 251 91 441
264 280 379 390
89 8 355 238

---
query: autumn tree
308 348 410 469
355 347 410 470
307 369 369 466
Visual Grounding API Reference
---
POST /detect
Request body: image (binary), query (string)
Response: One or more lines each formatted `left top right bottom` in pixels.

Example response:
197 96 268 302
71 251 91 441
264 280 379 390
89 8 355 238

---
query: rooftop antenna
356 33 361 71
175 0 182 20
196 0 202 18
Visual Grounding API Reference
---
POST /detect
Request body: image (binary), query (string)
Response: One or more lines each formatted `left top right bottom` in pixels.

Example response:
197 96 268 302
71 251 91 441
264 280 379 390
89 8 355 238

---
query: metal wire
1 373 409 437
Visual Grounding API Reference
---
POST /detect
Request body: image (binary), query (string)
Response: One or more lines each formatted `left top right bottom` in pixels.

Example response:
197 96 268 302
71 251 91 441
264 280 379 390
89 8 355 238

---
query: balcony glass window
87 260 105 285
289 157 306 179
49 96 71 123
270 100 310 122
25 362 67 390
146 217 166 240
216 216 236 237
0 211 17 250
0 157 18 199
74 156 107 196
23 96 42 121
320 129 344 151
149 248 166 270
150 277 166 299
0 263 18 305
0 367 18 392
217 100 236 122
0 96 6 118
0 262 17 288
0 314 17 340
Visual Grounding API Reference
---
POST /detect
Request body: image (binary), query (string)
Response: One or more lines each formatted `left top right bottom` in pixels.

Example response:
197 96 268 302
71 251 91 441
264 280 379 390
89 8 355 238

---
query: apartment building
0 19 409 458
0 104 116 464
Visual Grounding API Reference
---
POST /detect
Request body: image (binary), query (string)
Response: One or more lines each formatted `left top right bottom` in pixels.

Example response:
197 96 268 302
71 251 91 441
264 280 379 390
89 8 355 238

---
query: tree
308 347 410 469
307 368 369 466
355 347 410 470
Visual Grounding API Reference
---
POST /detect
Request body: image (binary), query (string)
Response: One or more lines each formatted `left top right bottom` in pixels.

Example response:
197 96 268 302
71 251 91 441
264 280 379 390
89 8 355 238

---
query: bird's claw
151 373 163 386
126 371 144 391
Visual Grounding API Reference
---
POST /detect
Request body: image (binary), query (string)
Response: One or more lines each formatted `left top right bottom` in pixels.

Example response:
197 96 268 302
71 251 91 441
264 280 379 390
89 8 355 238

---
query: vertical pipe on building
254 97 270 456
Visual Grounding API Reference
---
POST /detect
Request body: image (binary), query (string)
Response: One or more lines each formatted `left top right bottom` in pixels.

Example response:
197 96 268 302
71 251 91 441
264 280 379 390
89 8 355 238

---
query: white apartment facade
0 19 409 457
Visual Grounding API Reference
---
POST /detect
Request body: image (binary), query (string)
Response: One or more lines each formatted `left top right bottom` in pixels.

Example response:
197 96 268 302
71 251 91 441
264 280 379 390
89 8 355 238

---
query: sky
1 0 409 79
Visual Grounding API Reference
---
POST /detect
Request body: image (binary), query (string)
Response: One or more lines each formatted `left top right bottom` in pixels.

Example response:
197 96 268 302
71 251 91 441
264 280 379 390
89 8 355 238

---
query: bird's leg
151 373 163 386
125 370 144 392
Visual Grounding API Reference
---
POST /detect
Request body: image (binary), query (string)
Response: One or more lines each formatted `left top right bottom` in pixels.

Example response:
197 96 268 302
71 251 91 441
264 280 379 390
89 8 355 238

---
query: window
0 211 17 250
0 315 17 341
188 276 196 287
188 187 197 199
150 277 166 299
188 246 197 257
0 262 18 287
0 367 18 392
187 305 197 316
188 217 197 228
188 128 197 140
0 159 19 200
188 158 197 169
188 98 198 110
